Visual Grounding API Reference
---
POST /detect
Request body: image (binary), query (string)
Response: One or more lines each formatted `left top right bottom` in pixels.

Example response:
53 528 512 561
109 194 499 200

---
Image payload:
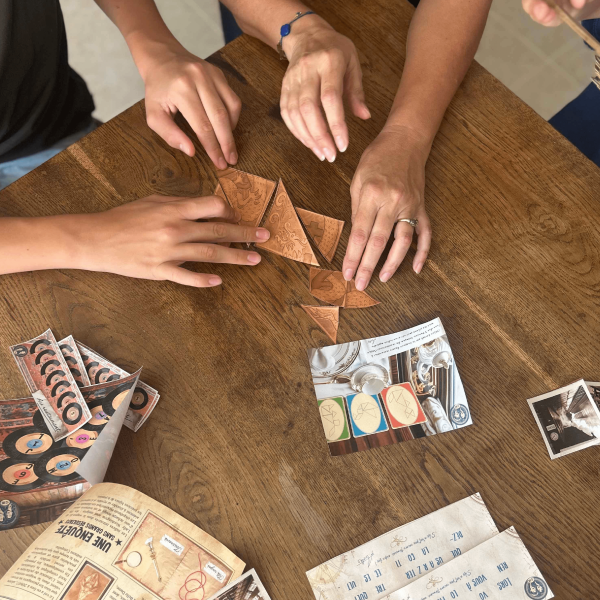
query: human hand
140 42 242 168
79 195 269 287
522 0 599 26
342 126 432 291
280 16 371 162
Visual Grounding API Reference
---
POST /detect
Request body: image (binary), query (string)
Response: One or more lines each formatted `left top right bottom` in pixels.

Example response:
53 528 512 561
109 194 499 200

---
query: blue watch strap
277 11 315 60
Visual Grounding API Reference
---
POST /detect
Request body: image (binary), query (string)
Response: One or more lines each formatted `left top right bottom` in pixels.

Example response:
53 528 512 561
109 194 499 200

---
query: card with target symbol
75 341 160 432
380 383 427 429
10 329 91 440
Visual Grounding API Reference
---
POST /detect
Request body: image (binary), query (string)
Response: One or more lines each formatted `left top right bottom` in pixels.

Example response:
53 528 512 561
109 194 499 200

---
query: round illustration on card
386 385 420 425
0 498 21 530
34 448 86 483
65 428 98 449
319 399 347 442
12 345 27 358
350 393 381 434
0 458 43 492
524 576 548 599
102 384 132 416
130 387 149 411
450 404 470 426
62 403 83 426
85 400 111 431
2 427 57 460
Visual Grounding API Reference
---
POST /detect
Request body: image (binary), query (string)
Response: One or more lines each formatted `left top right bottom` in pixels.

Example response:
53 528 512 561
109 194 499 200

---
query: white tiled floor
61 0 594 123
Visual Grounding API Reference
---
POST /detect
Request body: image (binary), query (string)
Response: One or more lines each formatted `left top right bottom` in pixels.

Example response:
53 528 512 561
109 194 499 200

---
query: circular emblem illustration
0 499 20 530
524 576 548 600
450 404 470 426
12 345 27 358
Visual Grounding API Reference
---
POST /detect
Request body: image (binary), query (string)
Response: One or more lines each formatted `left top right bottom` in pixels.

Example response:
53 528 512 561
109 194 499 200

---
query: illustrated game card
75 341 160 432
306 494 499 600
388 528 553 600
528 379 600 459
58 335 91 387
206 569 271 600
318 397 351 443
10 329 91 440
381 384 427 429
346 393 389 437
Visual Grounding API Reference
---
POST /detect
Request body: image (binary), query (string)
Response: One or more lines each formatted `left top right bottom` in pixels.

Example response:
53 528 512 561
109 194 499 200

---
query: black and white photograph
528 380 600 459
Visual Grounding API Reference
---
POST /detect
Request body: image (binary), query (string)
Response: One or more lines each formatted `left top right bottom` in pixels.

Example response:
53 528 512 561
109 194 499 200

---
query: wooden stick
545 0 600 54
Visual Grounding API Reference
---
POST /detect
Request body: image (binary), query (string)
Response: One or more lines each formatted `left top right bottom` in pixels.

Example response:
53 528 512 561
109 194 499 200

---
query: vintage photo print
59 561 113 600
528 379 600 459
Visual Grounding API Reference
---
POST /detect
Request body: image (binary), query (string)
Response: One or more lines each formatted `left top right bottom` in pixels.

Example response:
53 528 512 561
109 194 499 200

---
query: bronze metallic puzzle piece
309 268 348 307
296 208 344 262
256 179 319 266
217 168 276 227
345 279 380 308
301 305 339 344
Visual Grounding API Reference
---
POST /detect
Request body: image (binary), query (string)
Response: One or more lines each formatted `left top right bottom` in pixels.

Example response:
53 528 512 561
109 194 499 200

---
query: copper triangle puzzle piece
296 208 344 262
345 278 380 308
309 267 380 308
256 179 320 266
301 305 339 344
217 167 276 227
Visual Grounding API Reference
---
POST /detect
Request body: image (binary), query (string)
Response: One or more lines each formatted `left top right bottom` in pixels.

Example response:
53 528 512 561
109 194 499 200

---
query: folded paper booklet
306 494 498 600
0 483 245 600
528 379 600 459
0 371 140 529
307 318 472 456
388 528 553 600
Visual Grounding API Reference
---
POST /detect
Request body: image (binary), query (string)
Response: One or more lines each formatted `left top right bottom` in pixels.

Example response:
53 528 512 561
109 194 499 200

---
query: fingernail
335 136 348 152
414 262 423 274
248 253 261 264
179 144 186 153
356 278 366 291
312 147 325 161
256 228 270 240
343 269 353 281
363 105 372 119
380 272 391 283
217 157 227 170
208 276 222 286
323 147 336 163
229 152 238 164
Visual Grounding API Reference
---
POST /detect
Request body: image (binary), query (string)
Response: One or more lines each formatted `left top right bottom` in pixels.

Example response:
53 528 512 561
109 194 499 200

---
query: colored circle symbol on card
450 404 470 426
3 427 56 460
66 429 97 449
0 458 42 492
33 448 86 483
0 499 21 530
524 576 548 599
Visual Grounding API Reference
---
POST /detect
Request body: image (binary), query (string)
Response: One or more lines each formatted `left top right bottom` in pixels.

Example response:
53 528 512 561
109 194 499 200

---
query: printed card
58 335 91 387
381 384 427 429
318 397 351 442
206 569 271 600
10 329 91 440
346 393 388 437
75 341 160 432
527 379 600 459
388 528 553 600
306 494 499 600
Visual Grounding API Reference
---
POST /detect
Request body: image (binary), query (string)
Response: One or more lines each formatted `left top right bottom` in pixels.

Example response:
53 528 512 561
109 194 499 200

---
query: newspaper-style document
0 483 245 600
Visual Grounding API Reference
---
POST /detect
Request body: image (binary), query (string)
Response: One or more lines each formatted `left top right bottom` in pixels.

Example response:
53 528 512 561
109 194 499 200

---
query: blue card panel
346 393 389 437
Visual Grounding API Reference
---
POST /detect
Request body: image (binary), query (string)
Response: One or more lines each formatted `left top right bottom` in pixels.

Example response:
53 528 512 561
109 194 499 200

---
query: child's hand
80 195 269 287
140 42 242 169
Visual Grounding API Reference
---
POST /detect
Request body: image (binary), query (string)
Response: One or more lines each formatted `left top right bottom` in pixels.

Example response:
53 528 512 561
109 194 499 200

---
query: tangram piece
214 182 229 205
309 268 380 308
217 167 276 227
301 305 339 344
296 207 344 262
345 278 380 308
309 268 348 307
256 179 320 266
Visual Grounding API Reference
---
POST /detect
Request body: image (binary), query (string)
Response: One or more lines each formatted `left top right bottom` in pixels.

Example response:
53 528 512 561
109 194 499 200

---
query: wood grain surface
1 0 600 597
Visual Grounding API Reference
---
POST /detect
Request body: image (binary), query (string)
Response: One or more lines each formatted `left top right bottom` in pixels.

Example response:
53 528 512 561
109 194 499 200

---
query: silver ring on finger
397 218 418 228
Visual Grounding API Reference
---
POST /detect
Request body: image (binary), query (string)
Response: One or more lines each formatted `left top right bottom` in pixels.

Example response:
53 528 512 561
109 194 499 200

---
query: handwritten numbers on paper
497 578 512 590
374 569 382 578
421 546 430 555
354 593 368 600
347 581 357 591
394 560 402 568
405 569 416 580
364 574 371 583
451 531 463 541
375 585 386 594
496 562 509 573
451 548 461 558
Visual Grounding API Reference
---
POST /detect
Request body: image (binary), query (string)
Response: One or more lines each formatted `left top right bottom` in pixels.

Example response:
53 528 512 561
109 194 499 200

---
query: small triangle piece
256 180 320 266
296 208 344 262
301 305 339 344
309 267 348 307
217 168 276 227
345 279 380 308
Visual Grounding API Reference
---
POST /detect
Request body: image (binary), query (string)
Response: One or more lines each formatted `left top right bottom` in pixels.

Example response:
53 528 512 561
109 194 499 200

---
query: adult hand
280 16 371 162
522 0 599 26
342 126 432 291
80 195 269 287
140 42 242 168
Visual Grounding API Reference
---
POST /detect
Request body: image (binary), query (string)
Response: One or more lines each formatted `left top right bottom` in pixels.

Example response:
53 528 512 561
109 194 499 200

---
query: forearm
0 215 88 275
221 0 317 49
387 0 491 147
93 0 179 78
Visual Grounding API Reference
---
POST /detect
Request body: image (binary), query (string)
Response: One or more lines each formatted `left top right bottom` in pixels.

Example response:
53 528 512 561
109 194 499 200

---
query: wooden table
1 0 599 596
